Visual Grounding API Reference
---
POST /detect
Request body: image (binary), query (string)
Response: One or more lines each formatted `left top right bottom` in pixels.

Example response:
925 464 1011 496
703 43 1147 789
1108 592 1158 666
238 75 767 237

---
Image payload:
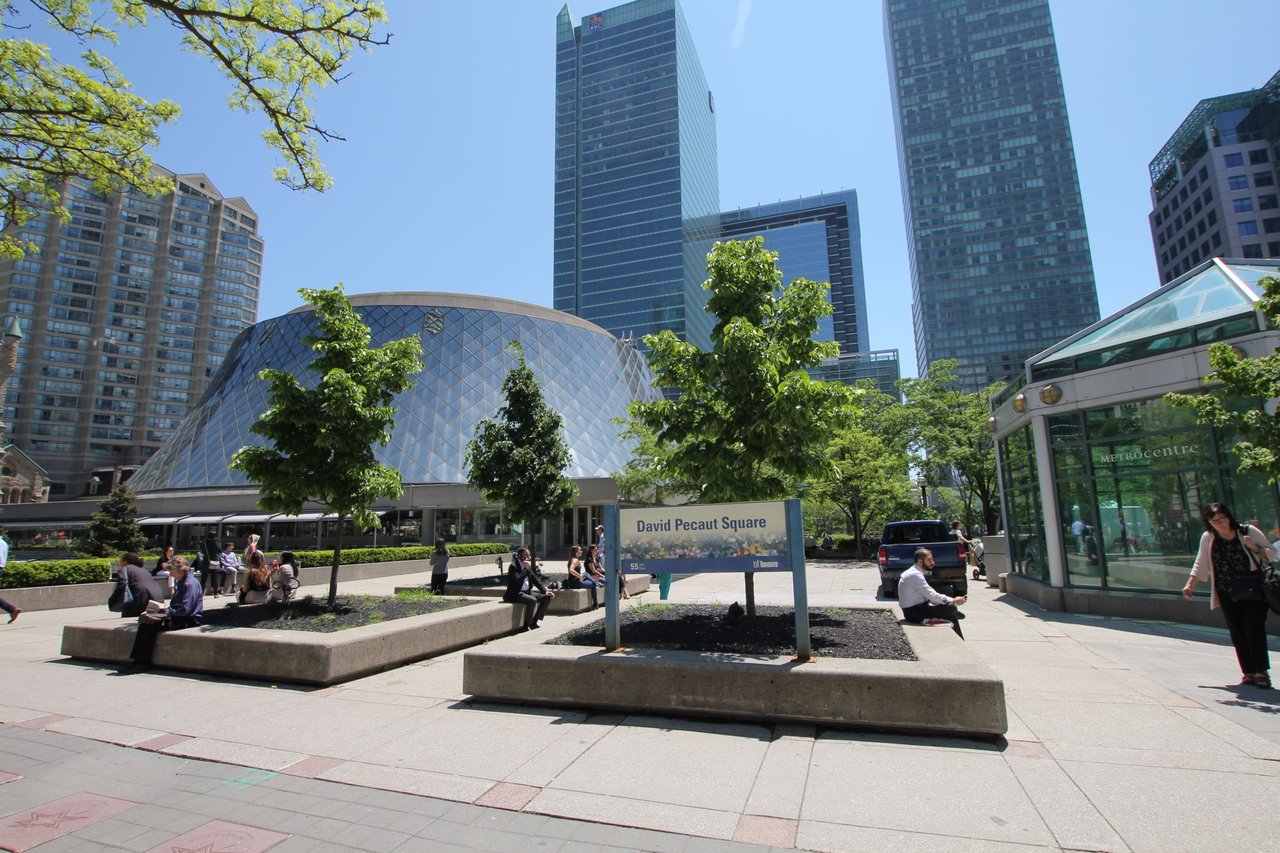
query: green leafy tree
899 360 1004 534
230 284 423 606
85 481 146 556
1 0 389 259
465 341 578 550
626 237 850 612
1167 274 1280 481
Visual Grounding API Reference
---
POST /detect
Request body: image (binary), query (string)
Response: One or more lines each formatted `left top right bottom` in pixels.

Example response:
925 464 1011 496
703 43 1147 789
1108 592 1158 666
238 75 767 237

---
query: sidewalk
1 560 1278 851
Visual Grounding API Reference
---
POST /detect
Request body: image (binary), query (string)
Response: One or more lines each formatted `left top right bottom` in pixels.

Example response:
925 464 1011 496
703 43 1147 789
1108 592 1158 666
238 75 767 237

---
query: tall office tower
720 191 868 355
1148 69 1280 284
0 168 262 499
554 0 719 351
884 0 1099 389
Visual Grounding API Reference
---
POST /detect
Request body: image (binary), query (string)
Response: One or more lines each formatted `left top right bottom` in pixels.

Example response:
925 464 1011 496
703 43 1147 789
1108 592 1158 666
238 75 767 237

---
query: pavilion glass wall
999 423 1047 580
1044 394 1280 594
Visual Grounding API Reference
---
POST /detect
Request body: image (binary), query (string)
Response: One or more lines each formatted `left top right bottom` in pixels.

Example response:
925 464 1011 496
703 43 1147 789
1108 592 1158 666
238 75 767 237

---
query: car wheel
972 568 980 580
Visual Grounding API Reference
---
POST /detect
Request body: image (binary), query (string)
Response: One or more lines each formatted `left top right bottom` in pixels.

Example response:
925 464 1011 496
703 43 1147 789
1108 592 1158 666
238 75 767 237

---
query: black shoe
116 662 150 675
530 622 541 630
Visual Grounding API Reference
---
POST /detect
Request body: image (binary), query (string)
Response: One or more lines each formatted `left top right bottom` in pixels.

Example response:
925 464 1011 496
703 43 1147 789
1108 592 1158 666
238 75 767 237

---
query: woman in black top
1183 502 1273 689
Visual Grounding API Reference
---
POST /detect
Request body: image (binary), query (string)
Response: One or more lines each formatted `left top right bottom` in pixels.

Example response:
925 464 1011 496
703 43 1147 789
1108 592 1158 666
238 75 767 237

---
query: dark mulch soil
548 603 916 661
200 593 478 633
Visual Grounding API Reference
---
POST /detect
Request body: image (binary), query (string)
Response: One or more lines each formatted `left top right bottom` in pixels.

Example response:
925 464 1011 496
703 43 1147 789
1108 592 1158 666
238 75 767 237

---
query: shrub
0 543 512 589
830 534 860 551
0 559 115 588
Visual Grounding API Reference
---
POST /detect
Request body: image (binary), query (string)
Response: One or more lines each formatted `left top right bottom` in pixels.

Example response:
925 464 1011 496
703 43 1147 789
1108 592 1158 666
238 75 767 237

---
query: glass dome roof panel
1035 260 1265 366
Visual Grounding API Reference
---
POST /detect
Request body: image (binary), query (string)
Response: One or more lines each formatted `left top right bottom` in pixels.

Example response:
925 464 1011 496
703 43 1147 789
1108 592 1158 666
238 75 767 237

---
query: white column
1031 414 1066 588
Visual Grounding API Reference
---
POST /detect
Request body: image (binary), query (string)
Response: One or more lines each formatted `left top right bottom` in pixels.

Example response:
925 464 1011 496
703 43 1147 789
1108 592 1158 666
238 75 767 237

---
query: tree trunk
328 516 344 607
744 572 756 617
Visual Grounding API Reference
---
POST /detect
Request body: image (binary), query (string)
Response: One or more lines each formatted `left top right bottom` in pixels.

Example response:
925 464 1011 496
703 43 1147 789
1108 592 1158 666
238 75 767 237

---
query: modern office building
720 191 868 355
810 350 902 400
883 0 1100 390
1148 69 1280 284
0 168 262 498
554 0 719 351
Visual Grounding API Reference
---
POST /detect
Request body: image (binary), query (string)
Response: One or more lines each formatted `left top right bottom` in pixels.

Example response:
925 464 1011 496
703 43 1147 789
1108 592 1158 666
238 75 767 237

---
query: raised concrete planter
396 574 650 614
462 611 1007 736
1 553 502 614
61 597 527 685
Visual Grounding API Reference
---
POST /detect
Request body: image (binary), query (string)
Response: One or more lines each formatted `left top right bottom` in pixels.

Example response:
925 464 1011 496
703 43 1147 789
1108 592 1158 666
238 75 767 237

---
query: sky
24 0 1280 377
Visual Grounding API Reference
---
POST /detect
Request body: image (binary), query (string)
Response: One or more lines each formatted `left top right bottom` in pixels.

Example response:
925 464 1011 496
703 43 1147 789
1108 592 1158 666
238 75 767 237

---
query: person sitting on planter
108 552 164 619
124 556 203 672
566 545 599 610
503 546 555 631
237 551 273 604
216 541 240 597
898 547 967 639
152 544 176 594
268 551 300 605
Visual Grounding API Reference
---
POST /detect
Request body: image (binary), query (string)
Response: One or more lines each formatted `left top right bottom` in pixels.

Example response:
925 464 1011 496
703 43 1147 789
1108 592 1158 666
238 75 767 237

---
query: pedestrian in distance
0 526 20 624
430 537 450 594
1183 502 1273 689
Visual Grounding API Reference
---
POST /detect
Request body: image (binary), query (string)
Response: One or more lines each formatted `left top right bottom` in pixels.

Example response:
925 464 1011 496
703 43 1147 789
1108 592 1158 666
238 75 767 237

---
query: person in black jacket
502 547 555 631
108 552 165 619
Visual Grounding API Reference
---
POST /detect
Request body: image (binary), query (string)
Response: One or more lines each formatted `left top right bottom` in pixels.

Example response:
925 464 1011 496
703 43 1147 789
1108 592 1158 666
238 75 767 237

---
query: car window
885 523 949 544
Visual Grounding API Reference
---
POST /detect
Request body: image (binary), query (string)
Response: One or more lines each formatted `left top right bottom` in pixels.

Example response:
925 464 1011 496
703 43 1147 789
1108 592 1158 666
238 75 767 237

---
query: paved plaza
1 560 1279 852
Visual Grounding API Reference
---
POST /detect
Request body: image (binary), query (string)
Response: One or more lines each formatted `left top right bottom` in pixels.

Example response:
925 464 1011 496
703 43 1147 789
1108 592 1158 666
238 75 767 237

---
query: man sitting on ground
898 547 967 639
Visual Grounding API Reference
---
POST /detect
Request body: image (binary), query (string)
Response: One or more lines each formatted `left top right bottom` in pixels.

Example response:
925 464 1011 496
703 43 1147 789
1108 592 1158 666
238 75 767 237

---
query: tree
85 481 146 556
1 1 389 259
811 390 919 556
1167 275 1280 482
899 360 1004 534
230 284 422 606
626 237 850 612
465 341 577 550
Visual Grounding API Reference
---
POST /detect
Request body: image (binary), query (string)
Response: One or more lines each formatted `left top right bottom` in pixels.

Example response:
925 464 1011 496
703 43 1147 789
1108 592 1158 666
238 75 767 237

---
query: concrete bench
463 611 1007 736
60 598 530 685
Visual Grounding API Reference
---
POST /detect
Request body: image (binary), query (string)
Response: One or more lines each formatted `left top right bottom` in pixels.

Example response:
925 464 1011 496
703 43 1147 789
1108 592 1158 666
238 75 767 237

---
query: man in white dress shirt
898 548 966 639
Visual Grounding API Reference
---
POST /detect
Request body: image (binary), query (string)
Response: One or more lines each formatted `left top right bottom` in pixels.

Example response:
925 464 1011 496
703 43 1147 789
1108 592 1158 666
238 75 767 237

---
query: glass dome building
124 293 660 553
989 258 1280 630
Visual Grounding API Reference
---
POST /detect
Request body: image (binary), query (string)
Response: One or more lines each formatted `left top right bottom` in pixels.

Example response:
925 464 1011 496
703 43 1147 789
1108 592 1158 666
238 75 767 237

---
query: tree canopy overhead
1 0 389 258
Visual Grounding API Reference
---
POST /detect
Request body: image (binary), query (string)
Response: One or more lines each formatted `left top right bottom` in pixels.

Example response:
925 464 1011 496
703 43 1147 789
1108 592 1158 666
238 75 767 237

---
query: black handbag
1234 527 1277 607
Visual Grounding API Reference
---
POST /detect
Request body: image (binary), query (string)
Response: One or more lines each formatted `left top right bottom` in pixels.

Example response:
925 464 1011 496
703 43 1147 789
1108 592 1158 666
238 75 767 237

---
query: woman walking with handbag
1182 502 1273 689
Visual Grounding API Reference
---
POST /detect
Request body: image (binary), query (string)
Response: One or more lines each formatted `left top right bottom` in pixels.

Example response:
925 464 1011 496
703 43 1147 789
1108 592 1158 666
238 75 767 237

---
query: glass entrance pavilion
990 259 1280 627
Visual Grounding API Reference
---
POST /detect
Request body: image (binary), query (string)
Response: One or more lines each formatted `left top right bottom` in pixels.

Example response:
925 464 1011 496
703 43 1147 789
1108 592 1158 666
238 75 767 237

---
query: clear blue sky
32 0 1280 376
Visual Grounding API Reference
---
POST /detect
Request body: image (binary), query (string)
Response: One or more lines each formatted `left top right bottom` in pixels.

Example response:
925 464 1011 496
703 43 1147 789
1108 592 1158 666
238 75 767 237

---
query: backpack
192 550 210 573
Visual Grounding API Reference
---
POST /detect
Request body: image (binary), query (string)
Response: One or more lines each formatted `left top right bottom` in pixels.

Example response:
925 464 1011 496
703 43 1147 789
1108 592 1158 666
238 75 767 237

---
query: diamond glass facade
884 0 1099 390
554 0 719 350
127 294 658 492
720 191 868 355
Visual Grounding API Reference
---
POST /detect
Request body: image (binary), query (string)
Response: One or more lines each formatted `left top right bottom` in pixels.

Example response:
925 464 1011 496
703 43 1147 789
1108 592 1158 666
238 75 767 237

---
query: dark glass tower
884 0 1099 389
720 191 868 354
554 0 719 351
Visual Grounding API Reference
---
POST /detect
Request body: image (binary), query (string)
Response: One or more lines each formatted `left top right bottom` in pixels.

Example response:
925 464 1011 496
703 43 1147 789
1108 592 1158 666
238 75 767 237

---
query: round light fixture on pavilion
1039 384 1064 405
1012 393 1026 413
1230 344 1248 359
986 416 997 433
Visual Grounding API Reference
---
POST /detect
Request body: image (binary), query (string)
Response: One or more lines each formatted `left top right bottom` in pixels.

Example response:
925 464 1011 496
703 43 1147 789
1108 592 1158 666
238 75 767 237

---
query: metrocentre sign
603 499 811 659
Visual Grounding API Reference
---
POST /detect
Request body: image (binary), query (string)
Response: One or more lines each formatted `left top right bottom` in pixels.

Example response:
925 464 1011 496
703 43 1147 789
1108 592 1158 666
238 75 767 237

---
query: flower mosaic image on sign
619 501 791 574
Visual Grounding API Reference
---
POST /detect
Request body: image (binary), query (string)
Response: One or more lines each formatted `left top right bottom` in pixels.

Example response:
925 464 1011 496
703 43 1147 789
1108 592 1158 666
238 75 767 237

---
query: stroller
969 539 987 580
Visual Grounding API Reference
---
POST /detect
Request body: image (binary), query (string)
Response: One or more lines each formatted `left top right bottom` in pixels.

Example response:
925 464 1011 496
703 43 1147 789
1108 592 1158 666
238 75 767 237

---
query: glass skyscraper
720 191 868 355
554 0 719 351
884 0 1099 390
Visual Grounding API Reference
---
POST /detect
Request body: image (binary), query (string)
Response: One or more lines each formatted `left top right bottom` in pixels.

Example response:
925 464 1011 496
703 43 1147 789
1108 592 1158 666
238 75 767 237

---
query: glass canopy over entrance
1028 258 1279 381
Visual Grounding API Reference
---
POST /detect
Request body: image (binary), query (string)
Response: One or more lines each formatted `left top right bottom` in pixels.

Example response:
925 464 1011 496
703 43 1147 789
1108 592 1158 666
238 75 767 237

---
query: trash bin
983 535 1008 589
